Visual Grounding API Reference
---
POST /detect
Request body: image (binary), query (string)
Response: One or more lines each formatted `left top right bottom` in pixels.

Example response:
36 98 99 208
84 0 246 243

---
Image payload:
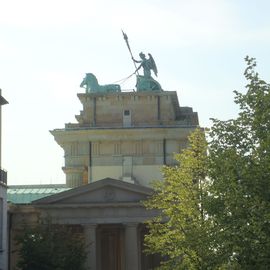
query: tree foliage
144 128 214 269
207 56 270 269
145 57 270 269
15 218 87 270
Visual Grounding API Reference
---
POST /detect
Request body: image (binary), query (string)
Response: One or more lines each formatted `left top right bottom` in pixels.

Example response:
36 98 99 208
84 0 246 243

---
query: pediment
33 178 153 205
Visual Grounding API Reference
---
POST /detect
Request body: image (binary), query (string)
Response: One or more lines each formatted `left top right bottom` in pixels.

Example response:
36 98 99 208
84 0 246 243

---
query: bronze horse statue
80 73 121 93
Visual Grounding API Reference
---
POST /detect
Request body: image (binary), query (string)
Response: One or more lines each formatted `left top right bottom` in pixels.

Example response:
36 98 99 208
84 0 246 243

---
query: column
125 223 139 270
84 224 97 270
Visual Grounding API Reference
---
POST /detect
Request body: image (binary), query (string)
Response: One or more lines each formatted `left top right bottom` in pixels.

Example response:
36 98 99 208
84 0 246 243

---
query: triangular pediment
33 178 153 205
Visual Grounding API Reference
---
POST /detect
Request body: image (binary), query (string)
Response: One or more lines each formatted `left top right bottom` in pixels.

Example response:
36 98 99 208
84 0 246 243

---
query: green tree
145 57 270 269
15 218 87 270
207 56 270 269
144 128 216 269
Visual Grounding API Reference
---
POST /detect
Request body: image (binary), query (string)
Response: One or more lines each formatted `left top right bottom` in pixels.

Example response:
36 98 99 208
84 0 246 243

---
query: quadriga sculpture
80 73 121 93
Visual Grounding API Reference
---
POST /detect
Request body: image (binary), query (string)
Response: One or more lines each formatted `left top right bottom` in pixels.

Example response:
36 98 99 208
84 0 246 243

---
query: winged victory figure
133 52 158 78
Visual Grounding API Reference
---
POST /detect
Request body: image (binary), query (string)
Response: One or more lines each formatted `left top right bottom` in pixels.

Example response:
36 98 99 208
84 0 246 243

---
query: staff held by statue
122 30 139 75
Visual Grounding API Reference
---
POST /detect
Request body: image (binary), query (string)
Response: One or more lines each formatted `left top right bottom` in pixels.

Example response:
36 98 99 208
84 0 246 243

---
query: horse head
80 77 86 88
86 73 98 84
80 73 99 93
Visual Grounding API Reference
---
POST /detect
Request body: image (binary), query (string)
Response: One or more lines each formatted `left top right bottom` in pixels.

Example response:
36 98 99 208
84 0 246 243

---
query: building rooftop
8 184 70 204
0 93 8 105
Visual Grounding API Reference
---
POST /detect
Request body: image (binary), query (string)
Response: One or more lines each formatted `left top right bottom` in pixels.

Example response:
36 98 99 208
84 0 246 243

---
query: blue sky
1 0 270 185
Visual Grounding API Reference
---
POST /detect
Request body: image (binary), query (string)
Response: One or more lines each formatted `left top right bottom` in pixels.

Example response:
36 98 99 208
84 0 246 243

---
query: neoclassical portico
9 178 160 270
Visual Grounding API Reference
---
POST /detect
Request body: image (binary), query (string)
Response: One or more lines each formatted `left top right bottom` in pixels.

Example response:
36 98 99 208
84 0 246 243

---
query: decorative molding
104 187 116 202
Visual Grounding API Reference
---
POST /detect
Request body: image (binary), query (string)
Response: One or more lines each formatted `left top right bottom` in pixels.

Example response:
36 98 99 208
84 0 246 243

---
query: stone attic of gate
8 51 199 270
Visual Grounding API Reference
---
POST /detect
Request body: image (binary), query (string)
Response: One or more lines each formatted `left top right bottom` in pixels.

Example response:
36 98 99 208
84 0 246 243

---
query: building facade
9 89 198 270
51 91 198 188
0 173 7 270
0 89 8 270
